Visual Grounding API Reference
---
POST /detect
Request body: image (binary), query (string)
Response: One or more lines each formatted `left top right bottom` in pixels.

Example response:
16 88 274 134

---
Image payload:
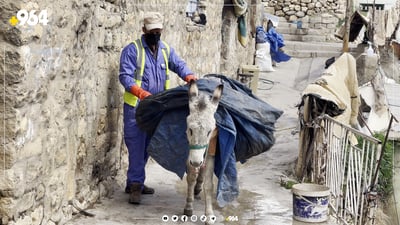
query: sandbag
255 42 274 72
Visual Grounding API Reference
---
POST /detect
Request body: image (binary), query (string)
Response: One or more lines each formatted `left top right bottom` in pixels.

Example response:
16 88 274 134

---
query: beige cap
144 12 163 30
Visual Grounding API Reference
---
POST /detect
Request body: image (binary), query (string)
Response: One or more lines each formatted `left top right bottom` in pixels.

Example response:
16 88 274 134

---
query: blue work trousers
123 103 150 188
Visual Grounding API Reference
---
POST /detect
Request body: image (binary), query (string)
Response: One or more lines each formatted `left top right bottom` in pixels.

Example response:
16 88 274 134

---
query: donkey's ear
188 80 199 100
211 84 223 104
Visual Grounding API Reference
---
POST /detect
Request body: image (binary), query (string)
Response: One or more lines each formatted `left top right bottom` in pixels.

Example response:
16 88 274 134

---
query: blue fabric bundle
266 27 291 63
256 26 268 43
255 26 291 63
136 74 283 207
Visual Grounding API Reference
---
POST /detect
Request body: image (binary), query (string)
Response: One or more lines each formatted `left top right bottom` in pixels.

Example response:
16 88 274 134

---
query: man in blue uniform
119 12 197 204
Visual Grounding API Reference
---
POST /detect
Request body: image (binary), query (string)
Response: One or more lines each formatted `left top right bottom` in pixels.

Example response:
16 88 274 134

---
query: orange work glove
184 74 197 83
130 85 152 100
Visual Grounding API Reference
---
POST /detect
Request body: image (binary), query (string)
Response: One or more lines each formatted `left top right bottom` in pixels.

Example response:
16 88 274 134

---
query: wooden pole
370 0 376 44
343 0 353 52
372 114 395 186
343 0 350 52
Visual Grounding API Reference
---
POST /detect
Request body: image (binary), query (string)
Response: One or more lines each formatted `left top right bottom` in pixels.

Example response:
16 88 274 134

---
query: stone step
276 21 298 29
283 34 333 42
275 20 335 43
276 27 309 36
268 16 355 59
283 41 358 58
285 49 343 58
275 21 325 41
285 41 345 52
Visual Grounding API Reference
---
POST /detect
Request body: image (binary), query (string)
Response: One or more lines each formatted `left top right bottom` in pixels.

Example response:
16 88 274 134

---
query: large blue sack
136 74 283 206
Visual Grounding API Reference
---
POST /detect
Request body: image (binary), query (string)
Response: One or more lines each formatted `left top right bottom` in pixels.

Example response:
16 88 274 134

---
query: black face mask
145 33 161 46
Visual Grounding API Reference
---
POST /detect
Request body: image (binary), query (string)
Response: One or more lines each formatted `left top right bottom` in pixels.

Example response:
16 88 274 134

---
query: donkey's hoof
183 209 193 216
205 216 216 225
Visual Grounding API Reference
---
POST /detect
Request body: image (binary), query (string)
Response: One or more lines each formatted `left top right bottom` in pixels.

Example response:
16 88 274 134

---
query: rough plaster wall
1 0 124 224
0 0 258 224
220 0 260 73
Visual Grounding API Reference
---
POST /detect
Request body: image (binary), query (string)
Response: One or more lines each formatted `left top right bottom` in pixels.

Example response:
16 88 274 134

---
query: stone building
0 0 347 224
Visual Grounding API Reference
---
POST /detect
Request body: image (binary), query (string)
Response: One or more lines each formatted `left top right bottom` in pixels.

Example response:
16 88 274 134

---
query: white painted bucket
292 183 330 223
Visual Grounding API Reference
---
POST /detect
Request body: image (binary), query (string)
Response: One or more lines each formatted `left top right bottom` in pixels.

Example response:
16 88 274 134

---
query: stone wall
263 0 346 21
263 0 347 42
0 0 257 224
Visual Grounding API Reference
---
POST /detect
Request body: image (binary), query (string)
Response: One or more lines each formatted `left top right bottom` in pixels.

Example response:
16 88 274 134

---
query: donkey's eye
189 128 193 136
207 130 211 137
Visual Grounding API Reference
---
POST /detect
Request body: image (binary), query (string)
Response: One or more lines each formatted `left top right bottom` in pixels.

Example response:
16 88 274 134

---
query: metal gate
311 115 382 225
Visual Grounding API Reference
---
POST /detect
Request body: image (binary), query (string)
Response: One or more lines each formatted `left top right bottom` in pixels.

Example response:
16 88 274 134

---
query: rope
258 77 275 90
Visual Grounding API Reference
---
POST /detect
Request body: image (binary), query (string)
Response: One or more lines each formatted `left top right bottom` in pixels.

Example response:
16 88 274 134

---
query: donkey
184 80 223 224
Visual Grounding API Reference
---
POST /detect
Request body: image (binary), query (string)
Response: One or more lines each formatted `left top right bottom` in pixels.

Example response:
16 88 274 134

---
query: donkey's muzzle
188 144 208 168
189 160 203 168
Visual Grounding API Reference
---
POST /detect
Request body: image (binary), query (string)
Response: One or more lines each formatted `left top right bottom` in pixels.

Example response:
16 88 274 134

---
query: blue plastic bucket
292 183 330 223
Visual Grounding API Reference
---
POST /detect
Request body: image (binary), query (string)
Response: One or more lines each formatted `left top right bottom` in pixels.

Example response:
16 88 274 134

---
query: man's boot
129 183 142 204
142 185 155 194
125 184 155 194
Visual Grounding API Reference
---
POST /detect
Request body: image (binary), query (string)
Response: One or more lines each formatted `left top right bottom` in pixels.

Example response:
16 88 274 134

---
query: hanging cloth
232 0 248 47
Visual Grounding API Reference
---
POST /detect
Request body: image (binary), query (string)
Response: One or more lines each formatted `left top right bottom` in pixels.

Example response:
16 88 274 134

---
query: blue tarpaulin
136 74 283 207
256 26 291 63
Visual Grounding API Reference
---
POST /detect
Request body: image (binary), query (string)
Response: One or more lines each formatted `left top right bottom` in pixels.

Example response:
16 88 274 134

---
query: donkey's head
186 81 223 168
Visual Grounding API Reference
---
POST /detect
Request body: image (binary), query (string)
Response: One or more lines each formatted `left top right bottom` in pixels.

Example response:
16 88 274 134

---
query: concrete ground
66 58 340 225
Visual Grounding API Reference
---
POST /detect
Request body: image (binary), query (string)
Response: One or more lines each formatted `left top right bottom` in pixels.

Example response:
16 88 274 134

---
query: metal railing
311 115 382 225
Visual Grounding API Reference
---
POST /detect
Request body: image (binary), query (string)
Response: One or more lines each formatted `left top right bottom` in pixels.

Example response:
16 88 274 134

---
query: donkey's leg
184 164 199 216
204 155 215 224
194 164 206 198
204 129 218 224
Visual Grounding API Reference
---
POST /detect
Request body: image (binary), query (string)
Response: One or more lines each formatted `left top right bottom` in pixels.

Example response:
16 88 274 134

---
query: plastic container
292 183 330 223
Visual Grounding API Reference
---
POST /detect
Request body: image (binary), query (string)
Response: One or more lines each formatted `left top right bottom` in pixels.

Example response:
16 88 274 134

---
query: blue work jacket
119 35 193 97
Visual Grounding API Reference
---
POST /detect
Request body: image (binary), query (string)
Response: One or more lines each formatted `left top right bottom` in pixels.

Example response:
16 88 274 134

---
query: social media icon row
162 214 217 223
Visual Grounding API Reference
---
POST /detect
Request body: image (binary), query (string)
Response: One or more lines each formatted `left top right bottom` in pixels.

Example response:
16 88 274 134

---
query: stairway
275 18 358 58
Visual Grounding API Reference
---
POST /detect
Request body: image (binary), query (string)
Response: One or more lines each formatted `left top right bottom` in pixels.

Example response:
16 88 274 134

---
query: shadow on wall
75 63 123 195
92 65 123 182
